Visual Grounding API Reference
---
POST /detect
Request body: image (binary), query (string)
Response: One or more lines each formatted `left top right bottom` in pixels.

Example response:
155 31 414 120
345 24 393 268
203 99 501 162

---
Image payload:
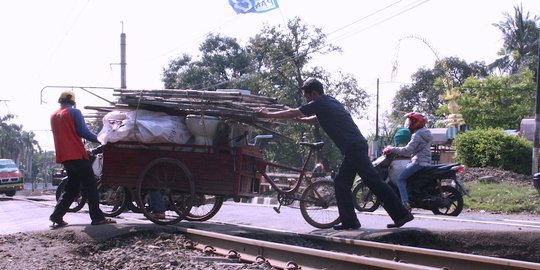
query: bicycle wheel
352 181 380 212
185 195 224 222
300 179 340 229
55 177 87 213
99 184 130 217
136 158 195 225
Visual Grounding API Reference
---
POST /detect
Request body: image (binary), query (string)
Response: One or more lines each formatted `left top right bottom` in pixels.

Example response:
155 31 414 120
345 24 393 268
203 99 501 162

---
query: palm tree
490 5 539 77
0 114 39 179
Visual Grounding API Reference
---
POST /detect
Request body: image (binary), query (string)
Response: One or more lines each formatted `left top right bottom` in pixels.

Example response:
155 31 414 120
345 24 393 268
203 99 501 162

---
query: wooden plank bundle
85 88 289 124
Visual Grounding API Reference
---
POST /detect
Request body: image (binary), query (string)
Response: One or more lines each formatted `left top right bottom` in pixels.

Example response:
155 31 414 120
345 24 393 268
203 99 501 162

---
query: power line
37 1 90 81
326 0 404 37
328 0 432 44
143 15 241 64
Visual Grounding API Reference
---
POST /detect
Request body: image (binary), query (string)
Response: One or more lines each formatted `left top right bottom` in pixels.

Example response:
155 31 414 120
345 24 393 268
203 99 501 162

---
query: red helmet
404 112 426 131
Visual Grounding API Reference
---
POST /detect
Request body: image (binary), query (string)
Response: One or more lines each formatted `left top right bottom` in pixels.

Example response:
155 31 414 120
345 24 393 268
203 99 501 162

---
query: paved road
2 193 540 236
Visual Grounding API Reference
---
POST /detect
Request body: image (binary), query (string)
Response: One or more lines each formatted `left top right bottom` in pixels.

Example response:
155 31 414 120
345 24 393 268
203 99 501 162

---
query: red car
0 159 24 197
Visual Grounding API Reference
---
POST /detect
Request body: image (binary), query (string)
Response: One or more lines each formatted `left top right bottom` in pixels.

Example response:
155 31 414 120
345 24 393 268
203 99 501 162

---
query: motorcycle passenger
392 127 411 146
383 112 433 211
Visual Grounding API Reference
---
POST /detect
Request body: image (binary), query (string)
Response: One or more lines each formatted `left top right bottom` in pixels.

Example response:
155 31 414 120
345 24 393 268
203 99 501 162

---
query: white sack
97 110 191 145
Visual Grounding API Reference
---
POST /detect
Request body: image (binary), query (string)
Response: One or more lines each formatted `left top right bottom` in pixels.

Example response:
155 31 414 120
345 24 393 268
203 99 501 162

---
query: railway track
179 225 540 270
10 195 540 269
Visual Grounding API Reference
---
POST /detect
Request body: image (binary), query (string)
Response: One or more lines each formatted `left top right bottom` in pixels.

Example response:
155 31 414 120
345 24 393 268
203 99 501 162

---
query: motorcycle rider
383 112 433 211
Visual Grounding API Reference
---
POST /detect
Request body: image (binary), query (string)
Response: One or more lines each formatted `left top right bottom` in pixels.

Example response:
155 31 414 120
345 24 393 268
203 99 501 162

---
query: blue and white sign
229 0 279 14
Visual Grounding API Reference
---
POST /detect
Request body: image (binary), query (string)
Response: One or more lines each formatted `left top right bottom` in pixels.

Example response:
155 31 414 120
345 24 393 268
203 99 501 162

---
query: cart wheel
136 158 195 225
185 195 224 222
300 179 340 229
55 177 87 213
98 183 130 217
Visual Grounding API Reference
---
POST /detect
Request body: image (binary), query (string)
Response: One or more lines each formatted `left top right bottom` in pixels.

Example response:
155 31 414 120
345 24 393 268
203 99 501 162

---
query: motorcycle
352 153 469 216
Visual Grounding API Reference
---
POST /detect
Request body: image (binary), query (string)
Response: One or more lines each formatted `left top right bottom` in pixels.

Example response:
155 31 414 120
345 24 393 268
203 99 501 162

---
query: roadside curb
241 196 278 205
17 189 56 196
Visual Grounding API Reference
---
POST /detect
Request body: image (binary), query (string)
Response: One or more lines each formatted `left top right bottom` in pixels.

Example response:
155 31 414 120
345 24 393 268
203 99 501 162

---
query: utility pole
371 78 380 159
533 44 540 174
120 22 127 89
375 78 380 141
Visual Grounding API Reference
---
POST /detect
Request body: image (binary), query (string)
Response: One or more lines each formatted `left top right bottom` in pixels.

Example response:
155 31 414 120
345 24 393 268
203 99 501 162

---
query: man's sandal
91 218 117 225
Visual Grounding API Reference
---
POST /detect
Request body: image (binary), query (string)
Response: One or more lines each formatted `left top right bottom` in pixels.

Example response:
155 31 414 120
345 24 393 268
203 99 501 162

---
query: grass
464 182 540 214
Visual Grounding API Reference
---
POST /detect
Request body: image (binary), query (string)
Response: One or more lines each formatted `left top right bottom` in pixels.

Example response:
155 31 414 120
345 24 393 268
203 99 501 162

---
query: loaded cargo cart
88 88 340 227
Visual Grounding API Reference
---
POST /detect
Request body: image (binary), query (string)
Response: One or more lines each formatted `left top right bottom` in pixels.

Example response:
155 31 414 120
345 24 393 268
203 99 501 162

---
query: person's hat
58 91 76 104
300 78 323 92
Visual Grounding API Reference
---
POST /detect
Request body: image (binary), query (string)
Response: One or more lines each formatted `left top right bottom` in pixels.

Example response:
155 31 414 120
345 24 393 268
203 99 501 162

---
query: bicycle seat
299 141 325 151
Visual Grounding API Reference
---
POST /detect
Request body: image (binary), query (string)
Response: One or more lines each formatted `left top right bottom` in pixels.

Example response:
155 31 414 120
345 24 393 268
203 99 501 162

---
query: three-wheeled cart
100 139 340 228
85 88 339 228
100 141 267 225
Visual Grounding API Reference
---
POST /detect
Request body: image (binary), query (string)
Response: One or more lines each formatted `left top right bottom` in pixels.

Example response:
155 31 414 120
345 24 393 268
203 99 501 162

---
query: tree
248 17 369 167
249 18 344 105
161 17 371 170
455 69 536 129
0 114 39 179
490 4 539 78
390 57 488 127
32 150 57 185
162 34 256 90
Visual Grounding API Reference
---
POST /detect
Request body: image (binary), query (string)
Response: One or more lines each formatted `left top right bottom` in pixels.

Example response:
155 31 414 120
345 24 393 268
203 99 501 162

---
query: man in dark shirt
258 78 413 229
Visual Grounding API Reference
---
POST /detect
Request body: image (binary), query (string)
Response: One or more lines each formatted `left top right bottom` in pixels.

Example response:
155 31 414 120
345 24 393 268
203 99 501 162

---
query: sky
1 0 539 151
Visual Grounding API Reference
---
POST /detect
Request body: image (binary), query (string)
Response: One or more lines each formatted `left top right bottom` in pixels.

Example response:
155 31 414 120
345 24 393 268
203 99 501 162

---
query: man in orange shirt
49 91 115 227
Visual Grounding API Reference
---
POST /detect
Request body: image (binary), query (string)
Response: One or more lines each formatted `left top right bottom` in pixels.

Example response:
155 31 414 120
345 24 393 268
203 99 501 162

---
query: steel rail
177 226 540 270
178 226 439 270
301 233 540 270
12 196 540 269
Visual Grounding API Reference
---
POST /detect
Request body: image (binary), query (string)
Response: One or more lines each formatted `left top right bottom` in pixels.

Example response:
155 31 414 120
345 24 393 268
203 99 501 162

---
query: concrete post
533 44 540 174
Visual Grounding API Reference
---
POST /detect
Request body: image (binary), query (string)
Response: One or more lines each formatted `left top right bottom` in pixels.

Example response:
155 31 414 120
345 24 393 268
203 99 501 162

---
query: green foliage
455 69 535 129
161 17 371 170
32 150 57 184
464 182 540 214
161 34 256 90
0 114 39 178
391 57 488 127
490 4 539 78
453 129 532 174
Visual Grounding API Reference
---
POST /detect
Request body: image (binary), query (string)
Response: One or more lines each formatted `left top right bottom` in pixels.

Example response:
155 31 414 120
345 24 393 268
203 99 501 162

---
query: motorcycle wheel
55 177 87 212
352 181 381 212
431 185 463 216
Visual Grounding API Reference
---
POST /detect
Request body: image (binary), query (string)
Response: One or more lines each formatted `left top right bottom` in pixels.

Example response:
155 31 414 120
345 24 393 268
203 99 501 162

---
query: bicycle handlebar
233 131 324 151
299 141 324 151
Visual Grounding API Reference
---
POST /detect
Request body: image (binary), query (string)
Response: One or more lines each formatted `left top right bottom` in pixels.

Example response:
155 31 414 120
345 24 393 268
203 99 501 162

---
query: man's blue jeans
148 190 166 212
